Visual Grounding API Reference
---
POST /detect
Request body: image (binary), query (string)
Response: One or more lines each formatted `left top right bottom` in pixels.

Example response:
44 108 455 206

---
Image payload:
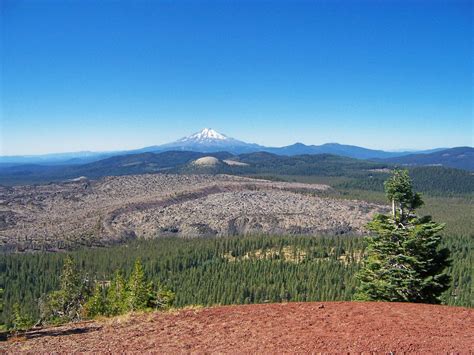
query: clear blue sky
1 0 472 155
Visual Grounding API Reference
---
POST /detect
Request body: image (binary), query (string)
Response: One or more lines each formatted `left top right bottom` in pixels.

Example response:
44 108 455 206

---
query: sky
1 0 472 155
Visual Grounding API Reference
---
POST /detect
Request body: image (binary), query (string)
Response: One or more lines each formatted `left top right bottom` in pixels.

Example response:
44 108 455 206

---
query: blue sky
1 0 472 155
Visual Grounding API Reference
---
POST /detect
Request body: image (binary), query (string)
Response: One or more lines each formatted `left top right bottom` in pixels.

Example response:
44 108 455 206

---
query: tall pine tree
355 169 451 303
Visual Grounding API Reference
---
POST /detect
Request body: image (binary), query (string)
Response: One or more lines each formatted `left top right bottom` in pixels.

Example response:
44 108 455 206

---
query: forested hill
0 150 473 196
377 147 474 171
0 151 233 185
0 151 386 185
334 166 474 196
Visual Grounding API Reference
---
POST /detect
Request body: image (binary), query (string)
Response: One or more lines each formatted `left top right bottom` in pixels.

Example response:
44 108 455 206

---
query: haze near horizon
1 0 472 155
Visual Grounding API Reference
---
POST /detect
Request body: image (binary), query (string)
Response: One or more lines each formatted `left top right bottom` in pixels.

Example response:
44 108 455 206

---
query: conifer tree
355 169 451 303
84 283 106 318
11 303 33 332
127 259 151 311
154 286 175 310
106 271 128 316
40 256 90 323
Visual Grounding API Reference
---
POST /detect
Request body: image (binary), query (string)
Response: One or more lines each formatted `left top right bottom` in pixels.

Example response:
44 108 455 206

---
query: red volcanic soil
2 302 473 353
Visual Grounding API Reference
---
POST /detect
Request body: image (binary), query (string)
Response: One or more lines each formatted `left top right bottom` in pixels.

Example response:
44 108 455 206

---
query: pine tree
384 169 424 223
106 271 128 316
11 303 33 332
84 283 106 318
355 169 451 303
127 260 151 311
40 256 90 324
154 285 175 310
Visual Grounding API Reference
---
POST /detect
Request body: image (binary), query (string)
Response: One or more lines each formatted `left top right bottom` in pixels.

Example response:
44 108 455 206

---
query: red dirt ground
1 302 473 353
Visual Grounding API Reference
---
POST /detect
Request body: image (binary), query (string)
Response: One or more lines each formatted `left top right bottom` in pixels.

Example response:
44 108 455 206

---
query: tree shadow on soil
24 325 102 340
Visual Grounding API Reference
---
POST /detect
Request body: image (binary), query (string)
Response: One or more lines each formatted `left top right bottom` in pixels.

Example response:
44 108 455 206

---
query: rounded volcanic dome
193 156 220 166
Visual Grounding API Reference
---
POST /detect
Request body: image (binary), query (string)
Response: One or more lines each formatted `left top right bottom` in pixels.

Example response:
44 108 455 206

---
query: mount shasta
1 128 460 166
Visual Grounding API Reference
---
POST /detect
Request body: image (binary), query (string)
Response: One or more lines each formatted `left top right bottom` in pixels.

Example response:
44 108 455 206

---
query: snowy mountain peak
159 127 258 152
180 128 229 142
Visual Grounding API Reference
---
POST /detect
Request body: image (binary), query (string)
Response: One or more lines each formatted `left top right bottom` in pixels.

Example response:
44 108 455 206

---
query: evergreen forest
1 233 471 327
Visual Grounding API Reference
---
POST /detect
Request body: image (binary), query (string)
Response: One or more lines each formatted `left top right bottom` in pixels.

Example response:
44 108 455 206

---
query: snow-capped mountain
1 127 462 165
156 128 263 153
177 128 228 142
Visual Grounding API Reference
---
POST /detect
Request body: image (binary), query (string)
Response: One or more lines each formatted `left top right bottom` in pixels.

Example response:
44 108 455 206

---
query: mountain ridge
377 146 474 171
1 128 461 165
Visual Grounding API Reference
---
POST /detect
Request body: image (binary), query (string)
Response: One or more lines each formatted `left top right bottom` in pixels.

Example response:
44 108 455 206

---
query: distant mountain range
131 128 449 160
0 128 456 166
377 146 474 171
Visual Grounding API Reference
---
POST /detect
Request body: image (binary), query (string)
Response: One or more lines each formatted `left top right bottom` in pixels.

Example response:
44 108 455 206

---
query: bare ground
2 302 472 353
0 174 387 252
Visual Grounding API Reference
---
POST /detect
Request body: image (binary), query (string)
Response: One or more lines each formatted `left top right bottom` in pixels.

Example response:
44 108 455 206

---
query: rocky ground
119 189 381 238
2 302 472 353
0 174 386 252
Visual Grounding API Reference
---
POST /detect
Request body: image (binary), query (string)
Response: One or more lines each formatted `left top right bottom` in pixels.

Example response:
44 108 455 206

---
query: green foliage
106 271 128 316
384 169 424 220
439 235 473 306
356 215 450 302
1 234 470 324
355 171 451 303
0 152 390 186
154 286 175 310
11 303 33 332
83 260 173 319
1 151 472 198
39 256 90 324
84 284 106 318
334 166 474 197
127 260 152 311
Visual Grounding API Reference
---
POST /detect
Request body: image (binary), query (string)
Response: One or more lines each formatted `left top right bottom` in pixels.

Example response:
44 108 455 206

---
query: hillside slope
3 302 472 352
378 146 474 171
1 151 473 197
